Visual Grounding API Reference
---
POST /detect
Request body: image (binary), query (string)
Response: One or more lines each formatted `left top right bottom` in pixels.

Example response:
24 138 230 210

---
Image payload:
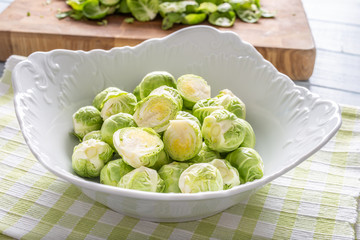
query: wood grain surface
0 0 316 80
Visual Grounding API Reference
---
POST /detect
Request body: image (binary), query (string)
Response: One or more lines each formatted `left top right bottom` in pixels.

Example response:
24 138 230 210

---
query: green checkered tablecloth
0 58 360 240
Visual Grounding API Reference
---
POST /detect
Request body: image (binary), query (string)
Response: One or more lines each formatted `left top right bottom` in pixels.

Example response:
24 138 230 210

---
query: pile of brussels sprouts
71 71 264 193
57 0 274 30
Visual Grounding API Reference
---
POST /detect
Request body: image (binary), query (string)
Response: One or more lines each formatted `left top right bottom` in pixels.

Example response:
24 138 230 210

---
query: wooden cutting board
0 0 315 80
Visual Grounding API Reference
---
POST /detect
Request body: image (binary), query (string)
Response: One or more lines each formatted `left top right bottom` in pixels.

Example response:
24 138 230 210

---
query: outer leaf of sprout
202 109 245 153
210 159 240 189
82 0 109 20
178 163 223 193
196 2 217 14
158 162 190 193
126 0 159 21
163 119 202 161
226 147 264 184
113 127 164 168
101 112 137 149
100 158 134 186
72 106 103 139
181 13 207 25
118 166 165 192
72 139 114 178
159 1 198 17
209 10 236 27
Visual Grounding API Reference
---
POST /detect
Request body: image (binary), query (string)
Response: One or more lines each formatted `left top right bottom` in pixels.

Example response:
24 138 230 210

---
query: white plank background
0 0 359 106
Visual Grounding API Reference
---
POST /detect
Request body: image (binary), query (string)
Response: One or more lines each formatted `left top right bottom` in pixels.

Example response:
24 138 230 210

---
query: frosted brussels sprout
210 159 240 189
149 86 183 110
72 139 114 178
216 89 246 120
163 119 202 161
175 111 201 128
177 74 211 109
139 71 177 99
118 166 164 192
158 162 190 193
202 109 245 153
238 118 256 148
226 147 264 184
127 0 159 21
187 142 220 164
72 106 103 139
101 113 137 149
178 163 223 193
150 150 172 171
100 159 134 186
113 127 164 168
133 94 179 133
193 98 224 124
83 130 102 141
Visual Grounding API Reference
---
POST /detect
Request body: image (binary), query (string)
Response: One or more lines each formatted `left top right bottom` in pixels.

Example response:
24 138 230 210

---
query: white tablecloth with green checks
0 60 360 240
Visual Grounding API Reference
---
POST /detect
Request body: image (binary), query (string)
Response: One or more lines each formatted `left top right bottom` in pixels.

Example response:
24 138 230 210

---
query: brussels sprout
92 87 137 120
195 0 223 6
158 162 190 193
127 0 159 21
72 139 114 178
113 127 164 168
149 150 172 170
193 98 224 124
82 0 110 19
175 111 201 128
238 118 256 148
72 106 103 139
118 166 165 192
177 74 211 109
209 10 236 27
178 163 223 193
226 147 264 184
100 158 134 186
138 71 177 99
202 109 245 152
101 113 137 148
83 130 102 141
210 159 240 189
163 119 202 161
159 1 199 17
187 142 220 164
133 94 179 133
100 90 137 120
149 86 183 110
216 89 246 119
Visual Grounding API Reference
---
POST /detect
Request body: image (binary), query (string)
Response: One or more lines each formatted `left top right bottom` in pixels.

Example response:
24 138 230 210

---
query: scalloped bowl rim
12 25 342 201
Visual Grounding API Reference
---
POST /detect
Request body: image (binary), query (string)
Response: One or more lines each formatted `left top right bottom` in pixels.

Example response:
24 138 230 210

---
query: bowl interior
12 26 341 197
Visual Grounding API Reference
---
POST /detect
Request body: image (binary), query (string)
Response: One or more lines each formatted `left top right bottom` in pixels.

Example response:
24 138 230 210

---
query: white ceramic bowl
12 26 341 222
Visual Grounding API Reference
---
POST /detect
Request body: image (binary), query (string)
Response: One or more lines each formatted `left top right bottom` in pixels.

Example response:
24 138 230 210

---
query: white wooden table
0 0 359 106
